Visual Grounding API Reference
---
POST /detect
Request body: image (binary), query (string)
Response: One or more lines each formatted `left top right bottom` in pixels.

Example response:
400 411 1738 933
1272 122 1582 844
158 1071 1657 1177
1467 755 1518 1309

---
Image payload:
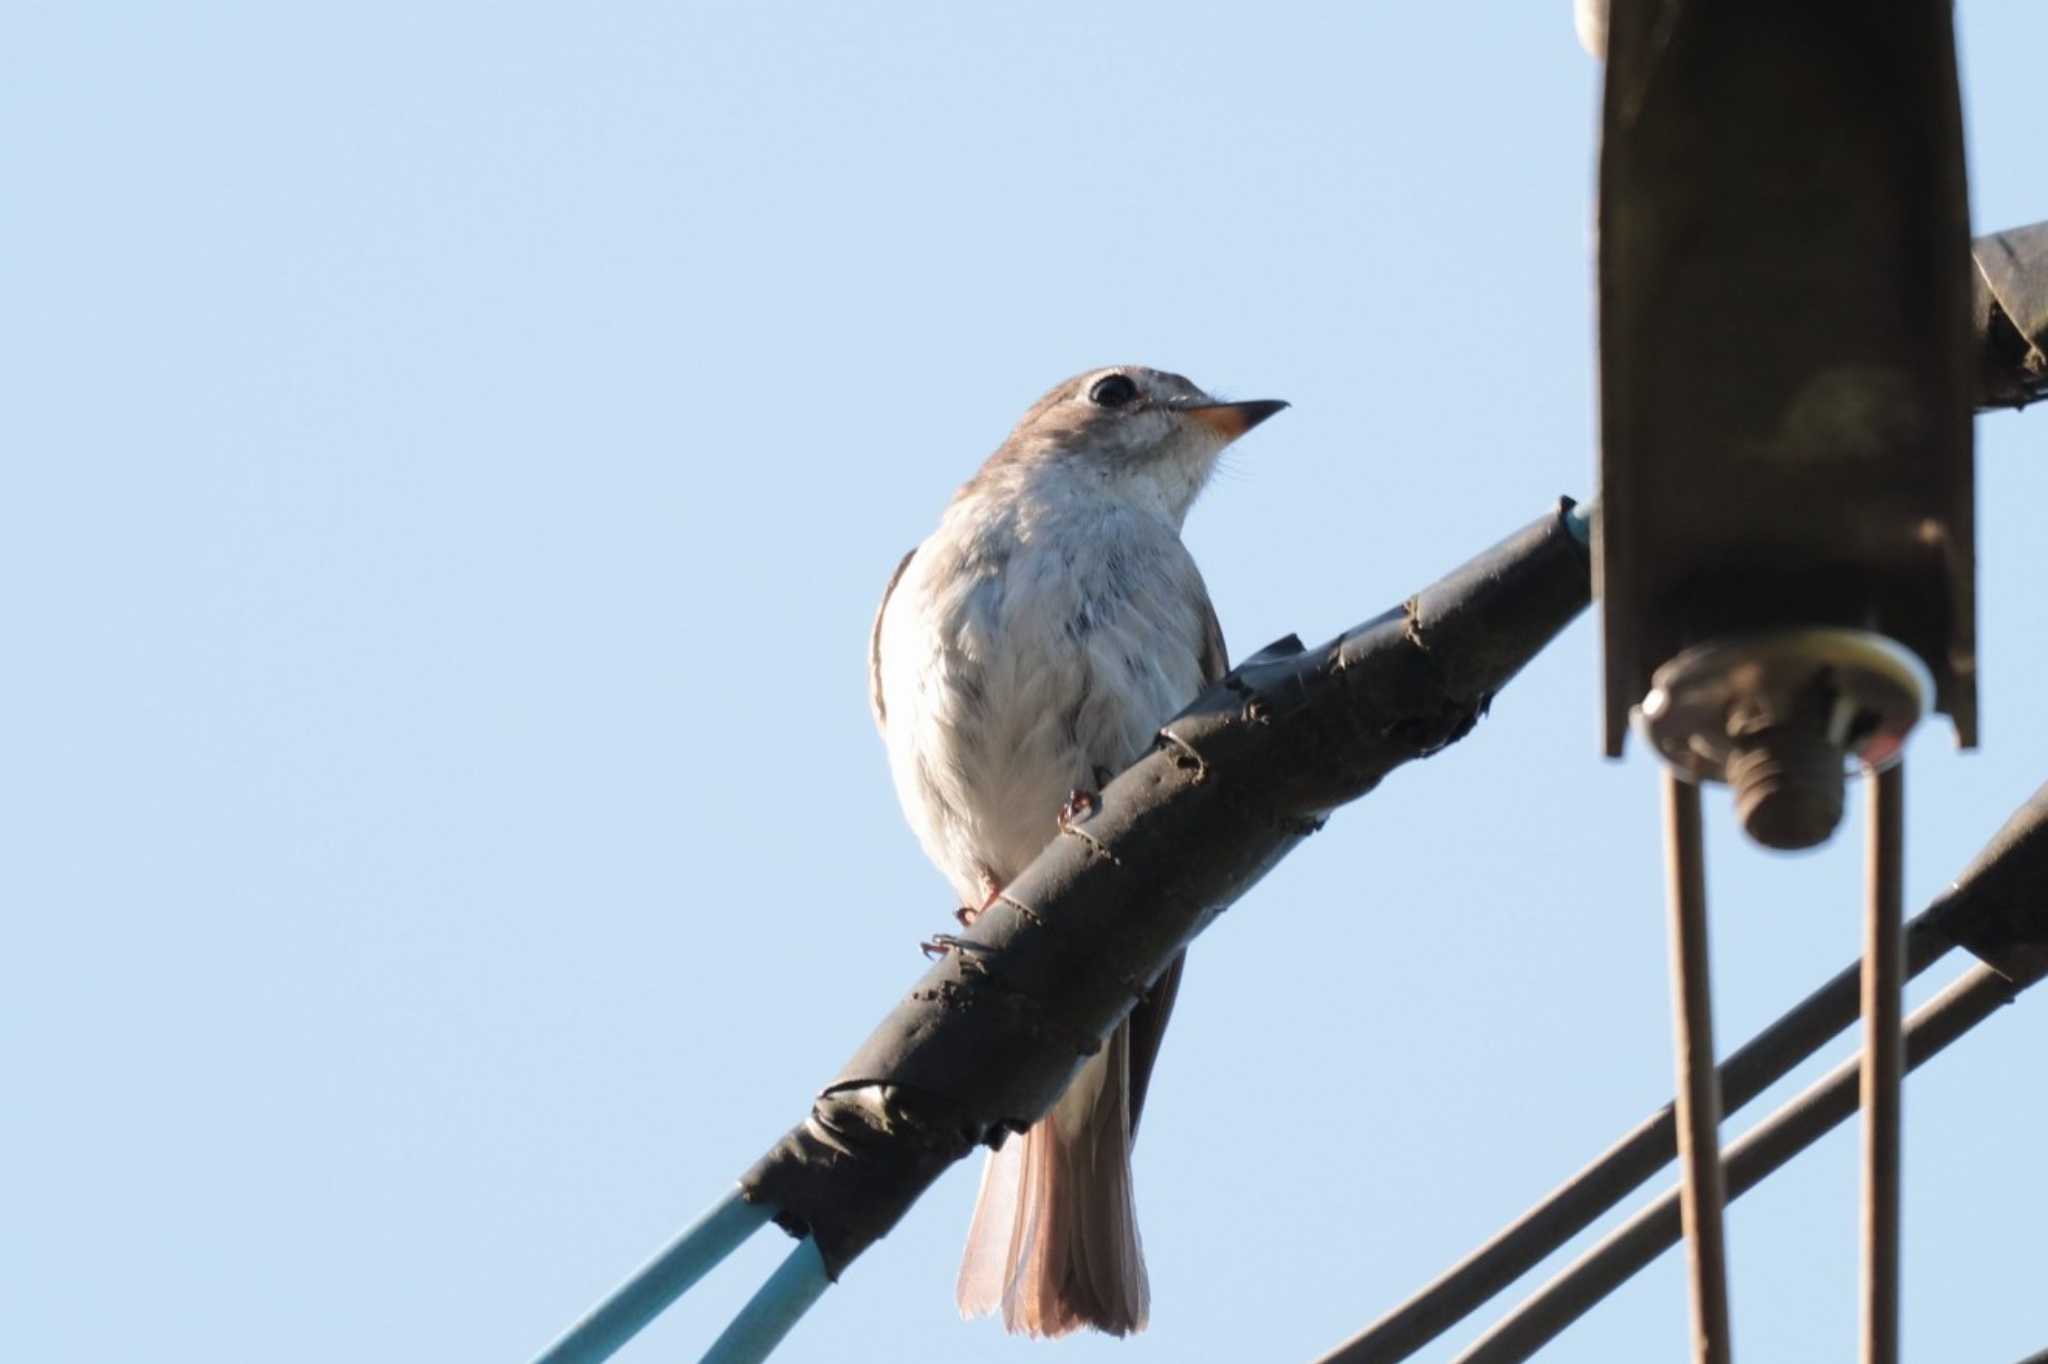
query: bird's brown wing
868 548 917 731
1194 590 1229 698
1125 589 1227 1136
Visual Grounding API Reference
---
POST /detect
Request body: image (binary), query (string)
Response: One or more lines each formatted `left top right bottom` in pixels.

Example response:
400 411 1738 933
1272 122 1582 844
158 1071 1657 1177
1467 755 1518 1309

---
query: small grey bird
869 366 1285 1337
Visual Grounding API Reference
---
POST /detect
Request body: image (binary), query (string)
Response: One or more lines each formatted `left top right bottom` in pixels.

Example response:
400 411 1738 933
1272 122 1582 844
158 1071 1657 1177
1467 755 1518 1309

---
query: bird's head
976 366 1287 527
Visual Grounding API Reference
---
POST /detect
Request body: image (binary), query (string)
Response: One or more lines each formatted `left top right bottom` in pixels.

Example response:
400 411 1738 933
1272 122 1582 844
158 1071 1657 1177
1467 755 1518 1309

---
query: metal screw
1727 724 1846 851
1636 629 1927 852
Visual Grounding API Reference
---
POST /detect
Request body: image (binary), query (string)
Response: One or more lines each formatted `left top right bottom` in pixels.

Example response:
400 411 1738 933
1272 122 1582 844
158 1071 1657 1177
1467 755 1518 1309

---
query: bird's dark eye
1088 374 1139 407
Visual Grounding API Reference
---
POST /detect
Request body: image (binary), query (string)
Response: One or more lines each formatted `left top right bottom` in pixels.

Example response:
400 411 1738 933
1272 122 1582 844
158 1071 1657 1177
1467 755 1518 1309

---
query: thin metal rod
698 1238 831 1364
1862 764 1905 1364
1663 771 1733 1364
1451 962 2023 1363
1315 916 1955 1364
529 1188 772 1364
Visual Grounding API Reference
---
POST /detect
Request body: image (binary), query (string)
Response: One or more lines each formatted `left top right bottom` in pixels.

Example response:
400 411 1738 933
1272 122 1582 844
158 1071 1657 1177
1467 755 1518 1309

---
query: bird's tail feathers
954 1022 1149 1337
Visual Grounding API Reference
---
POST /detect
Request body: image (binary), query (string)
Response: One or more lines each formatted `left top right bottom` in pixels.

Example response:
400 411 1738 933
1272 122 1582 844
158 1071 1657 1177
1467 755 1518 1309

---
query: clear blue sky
6 6 2045 1361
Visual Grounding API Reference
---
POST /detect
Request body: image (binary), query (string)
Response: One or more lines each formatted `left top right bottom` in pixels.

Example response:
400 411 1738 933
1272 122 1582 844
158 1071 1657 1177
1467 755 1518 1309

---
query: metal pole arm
1974 221 2048 410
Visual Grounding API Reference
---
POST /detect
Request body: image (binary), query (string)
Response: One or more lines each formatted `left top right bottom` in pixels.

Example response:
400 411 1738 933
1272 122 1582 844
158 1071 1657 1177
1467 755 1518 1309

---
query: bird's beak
1183 398 1289 440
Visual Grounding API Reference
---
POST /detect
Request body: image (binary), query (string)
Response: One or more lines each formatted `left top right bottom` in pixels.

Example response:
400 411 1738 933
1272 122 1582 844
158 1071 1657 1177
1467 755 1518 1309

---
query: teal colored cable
530 1187 772 1364
1565 499 1594 548
698 1238 832 1364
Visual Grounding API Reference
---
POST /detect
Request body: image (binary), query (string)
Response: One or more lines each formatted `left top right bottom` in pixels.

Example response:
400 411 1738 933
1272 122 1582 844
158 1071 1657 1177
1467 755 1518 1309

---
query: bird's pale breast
875 487 1211 905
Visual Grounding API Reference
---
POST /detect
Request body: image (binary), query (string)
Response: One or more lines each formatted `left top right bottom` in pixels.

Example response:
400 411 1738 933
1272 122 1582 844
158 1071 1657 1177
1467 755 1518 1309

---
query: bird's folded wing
1124 585 1225 1136
868 547 917 730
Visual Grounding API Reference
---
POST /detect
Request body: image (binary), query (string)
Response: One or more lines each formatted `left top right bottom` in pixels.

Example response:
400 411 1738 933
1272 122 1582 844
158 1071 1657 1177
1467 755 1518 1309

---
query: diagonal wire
1450 961 2027 1362
1315 909 1957 1364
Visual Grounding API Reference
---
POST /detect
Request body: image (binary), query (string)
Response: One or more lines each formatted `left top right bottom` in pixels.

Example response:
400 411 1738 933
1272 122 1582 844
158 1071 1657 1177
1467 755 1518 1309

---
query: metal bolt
1636 629 1928 853
1727 724 1847 850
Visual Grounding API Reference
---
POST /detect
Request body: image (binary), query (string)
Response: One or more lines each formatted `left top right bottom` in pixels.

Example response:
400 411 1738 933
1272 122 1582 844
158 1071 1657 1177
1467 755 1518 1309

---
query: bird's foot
954 877 1004 928
921 932 996 963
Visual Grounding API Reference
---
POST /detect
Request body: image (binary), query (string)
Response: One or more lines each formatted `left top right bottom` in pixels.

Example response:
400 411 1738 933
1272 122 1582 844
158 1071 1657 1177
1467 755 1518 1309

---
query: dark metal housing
1595 1 1978 755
